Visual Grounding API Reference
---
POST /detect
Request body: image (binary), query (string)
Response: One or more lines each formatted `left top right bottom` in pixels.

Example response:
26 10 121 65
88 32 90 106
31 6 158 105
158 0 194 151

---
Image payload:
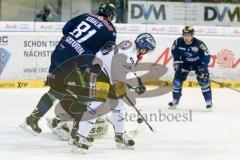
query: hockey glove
174 61 184 72
134 85 146 95
196 65 209 81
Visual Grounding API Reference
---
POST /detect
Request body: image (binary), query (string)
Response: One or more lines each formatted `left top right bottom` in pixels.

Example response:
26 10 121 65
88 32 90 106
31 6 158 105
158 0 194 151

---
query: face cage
137 47 154 55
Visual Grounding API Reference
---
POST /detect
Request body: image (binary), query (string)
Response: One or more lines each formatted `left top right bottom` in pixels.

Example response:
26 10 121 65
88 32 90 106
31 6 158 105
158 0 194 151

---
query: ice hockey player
20 3 117 135
168 26 212 110
68 33 156 153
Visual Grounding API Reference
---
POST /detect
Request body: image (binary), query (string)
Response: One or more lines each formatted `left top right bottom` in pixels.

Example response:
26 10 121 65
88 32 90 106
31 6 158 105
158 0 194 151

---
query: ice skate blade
55 128 70 141
46 118 70 141
206 108 213 112
19 122 39 136
116 143 135 150
168 106 177 110
68 139 74 145
71 146 88 154
46 118 57 135
69 139 93 147
128 130 139 138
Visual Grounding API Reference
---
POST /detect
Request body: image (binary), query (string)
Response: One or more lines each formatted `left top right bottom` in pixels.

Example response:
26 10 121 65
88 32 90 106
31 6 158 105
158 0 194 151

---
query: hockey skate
115 132 135 150
46 117 70 140
20 114 42 135
71 135 90 154
206 101 213 111
168 99 179 109
69 122 94 147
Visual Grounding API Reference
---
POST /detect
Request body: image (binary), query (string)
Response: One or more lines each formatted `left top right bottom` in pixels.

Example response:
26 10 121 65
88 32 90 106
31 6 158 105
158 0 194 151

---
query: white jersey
94 40 140 88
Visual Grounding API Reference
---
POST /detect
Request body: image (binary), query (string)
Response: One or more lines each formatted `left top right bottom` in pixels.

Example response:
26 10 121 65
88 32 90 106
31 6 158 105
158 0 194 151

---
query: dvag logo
131 4 166 20
204 6 240 22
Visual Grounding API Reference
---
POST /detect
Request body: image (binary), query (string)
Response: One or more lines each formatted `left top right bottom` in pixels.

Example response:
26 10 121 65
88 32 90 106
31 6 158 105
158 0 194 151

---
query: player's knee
111 107 125 122
198 79 210 89
173 79 183 90
37 92 55 117
87 119 97 125
41 93 55 106
174 71 188 81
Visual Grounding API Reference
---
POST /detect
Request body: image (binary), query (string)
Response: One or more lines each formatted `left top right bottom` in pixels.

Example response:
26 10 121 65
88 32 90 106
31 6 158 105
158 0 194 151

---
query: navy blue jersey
62 13 116 54
49 13 116 73
171 37 210 68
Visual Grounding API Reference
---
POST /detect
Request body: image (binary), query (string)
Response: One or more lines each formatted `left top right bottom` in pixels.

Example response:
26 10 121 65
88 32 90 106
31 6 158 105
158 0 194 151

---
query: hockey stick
124 94 154 132
210 80 240 93
182 69 240 93
104 116 141 138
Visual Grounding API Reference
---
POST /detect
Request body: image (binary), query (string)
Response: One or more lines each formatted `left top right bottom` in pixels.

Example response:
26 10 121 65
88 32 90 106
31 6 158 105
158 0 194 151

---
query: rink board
0 32 239 88
0 79 239 89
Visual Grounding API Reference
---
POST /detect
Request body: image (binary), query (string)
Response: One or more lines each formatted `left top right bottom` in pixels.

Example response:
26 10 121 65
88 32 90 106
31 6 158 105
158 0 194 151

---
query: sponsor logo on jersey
186 56 200 62
65 36 85 55
184 52 193 57
178 47 186 50
191 47 199 52
89 72 97 98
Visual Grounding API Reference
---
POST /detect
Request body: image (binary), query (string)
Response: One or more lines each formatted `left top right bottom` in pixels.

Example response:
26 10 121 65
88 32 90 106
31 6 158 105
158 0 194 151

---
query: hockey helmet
182 26 194 36
135 33 156 53
98 3 116 20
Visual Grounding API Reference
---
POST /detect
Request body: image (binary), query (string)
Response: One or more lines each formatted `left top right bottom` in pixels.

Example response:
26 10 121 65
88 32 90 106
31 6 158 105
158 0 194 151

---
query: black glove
196 65 209 81
174 61 184 72
134 85 146 95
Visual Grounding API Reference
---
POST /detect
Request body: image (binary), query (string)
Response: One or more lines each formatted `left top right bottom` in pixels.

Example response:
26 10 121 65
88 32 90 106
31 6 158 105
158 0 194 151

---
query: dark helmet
182 26 194 35
98 3 116 19
135 33 156 52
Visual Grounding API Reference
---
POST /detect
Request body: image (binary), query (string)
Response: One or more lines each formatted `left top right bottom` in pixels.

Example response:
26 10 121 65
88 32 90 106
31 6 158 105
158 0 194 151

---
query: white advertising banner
128 1 240 26
0 32 239 82
0 32 61 81
0 21 34 32
0 22 240 36
34 22 65 32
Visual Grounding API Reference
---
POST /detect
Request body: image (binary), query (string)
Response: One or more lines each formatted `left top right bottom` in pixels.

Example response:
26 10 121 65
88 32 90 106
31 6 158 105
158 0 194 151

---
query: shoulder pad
172 37 183 47
118 40 133 50
199 43 208 51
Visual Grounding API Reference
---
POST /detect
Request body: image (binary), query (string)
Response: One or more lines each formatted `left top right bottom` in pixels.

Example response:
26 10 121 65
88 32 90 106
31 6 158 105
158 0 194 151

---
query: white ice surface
0 88 240 160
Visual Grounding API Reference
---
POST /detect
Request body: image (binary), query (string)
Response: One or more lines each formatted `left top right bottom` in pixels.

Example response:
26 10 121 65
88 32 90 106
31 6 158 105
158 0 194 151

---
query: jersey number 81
70 21 97 43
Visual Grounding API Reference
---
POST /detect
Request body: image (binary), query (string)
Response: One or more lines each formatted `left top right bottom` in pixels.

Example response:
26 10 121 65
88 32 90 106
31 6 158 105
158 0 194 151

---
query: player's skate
206 101 213 111
115 132 135 150
20 114 41 135
71 135 90 154
168 99 179 109
69 122 94 147
46 117 70 140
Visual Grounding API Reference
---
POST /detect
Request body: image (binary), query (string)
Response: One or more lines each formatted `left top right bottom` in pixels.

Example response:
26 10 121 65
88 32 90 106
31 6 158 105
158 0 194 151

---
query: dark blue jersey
49 13 116 73
62 13 116 55
171 37 210 68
